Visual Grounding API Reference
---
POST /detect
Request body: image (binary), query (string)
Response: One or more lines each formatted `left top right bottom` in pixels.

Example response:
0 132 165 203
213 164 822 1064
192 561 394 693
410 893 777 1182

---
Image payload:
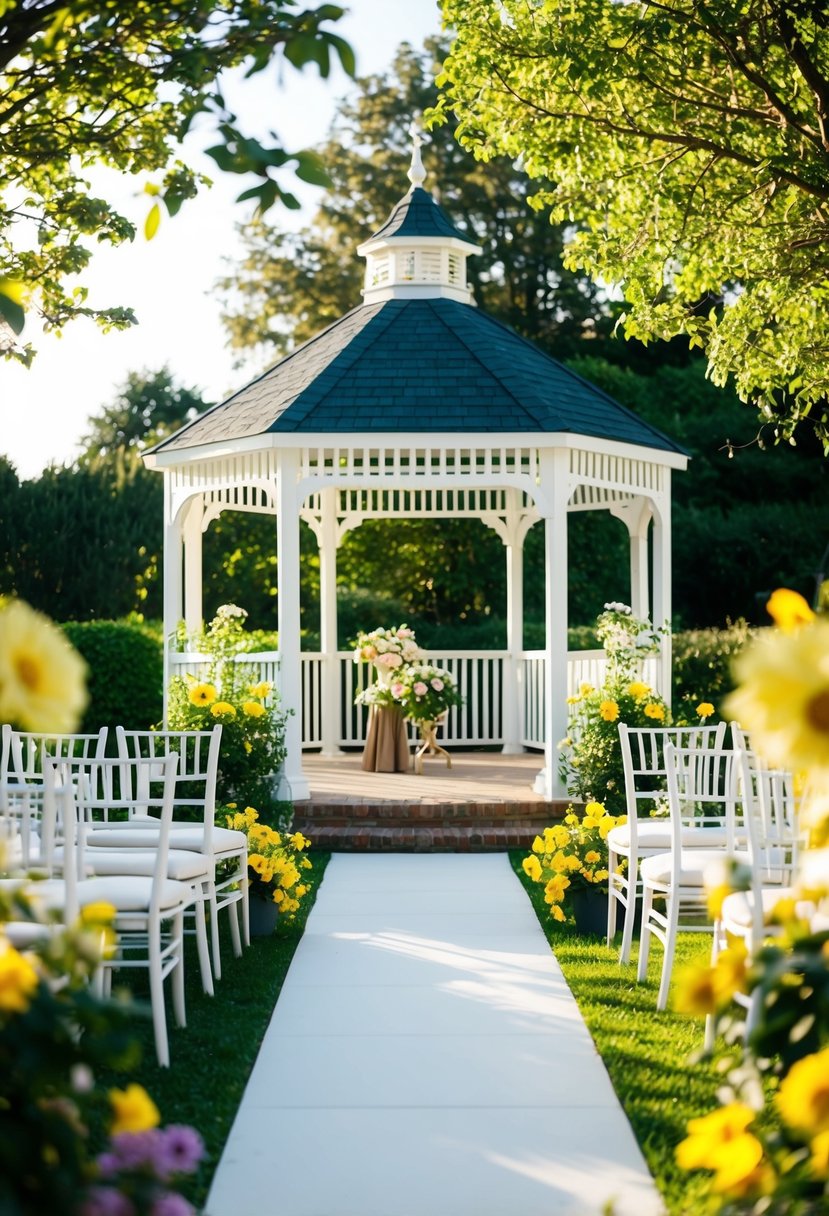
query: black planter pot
570 888 609 936
249 896 280 937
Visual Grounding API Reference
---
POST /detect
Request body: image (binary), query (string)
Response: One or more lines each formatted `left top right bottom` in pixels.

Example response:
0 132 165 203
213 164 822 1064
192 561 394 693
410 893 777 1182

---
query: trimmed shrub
672 621 756 718
61 618 163 733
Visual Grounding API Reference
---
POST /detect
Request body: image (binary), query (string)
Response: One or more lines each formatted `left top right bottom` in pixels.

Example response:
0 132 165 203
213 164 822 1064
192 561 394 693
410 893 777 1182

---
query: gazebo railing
169 646 662 751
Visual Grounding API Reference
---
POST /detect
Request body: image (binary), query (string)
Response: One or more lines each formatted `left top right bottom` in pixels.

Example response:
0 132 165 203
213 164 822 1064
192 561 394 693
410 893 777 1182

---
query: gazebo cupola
357 127 481 306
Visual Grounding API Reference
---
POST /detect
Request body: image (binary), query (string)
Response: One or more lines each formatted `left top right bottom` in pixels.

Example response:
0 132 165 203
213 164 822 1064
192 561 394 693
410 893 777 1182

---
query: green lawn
510 851 728 1216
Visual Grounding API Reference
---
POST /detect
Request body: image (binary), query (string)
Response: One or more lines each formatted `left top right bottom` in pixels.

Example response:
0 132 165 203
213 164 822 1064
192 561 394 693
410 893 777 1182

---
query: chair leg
241 874 250 949
606 850 619 946
148 933 170 1069
209 886 222 982
703 927 721 1054
637 886 654 982
194 889 214 997
171 912 186 1030
228 899 242 958
619 852 638 966
656 896 680 1011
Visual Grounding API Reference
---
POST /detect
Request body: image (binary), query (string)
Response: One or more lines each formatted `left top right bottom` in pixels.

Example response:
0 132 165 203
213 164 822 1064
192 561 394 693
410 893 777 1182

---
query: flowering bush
521 802 627 923
559 679 673 815
353 624 421 683
167 606 287 808
672 588 829 1212
596 601 666 682
216 805 313 920
386 663 463 725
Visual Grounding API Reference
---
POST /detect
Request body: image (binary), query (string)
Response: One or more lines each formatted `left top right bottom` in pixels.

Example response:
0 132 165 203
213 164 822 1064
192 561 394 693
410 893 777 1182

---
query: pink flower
391 682 405 698
361 645 377 660
376 652 402 669
413 682 428 696
430 678 444 691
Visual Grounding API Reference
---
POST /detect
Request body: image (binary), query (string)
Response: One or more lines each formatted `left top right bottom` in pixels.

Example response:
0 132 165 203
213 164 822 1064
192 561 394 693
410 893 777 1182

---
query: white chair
637 741 746 1010
0 725 108 866
704 736 802 1050
84 727 248 981
39 752 195 1067
609 722 728 963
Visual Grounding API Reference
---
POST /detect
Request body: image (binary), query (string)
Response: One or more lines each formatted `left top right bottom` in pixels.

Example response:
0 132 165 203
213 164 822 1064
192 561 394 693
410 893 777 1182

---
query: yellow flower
0 939 39 1013
243 741 252 753
109 1084 160 1135
766 587 815 632
211 701 237 719
296 884 307 897
249 681 272 699
189 683 216 706
810 1130 829 1178
0 599 87 732
627 681 650 700
777 1047 829 1136
584 850 601 864
696 701 715 718
532 835 545 854
725 619 829 775
599 700 619 722
544 875 570 904
550 904 566 922
673 963 720 1015
566 695 581 705
580 683 594 696
301 857 313 870
584 801 607 819
565 855 582 873
290 833 310 850
644 702 665 721
677 1103 767 1194
273 889 285 904
242 700 266 718
523 855 542 882
79 901 116 926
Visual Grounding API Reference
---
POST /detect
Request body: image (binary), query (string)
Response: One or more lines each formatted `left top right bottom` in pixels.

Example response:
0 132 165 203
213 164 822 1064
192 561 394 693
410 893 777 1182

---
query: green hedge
61 619 163 734
671 620 756 718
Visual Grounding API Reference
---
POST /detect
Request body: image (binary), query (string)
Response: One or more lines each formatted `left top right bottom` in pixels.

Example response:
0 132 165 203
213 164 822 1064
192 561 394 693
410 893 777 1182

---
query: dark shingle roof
153 298 685 456
368 186 476 244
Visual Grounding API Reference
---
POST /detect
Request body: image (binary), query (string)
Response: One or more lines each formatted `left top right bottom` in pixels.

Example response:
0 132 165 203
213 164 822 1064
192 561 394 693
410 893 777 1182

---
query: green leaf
327 33 356 78
144 202 161 241
294 152 332 188
0 280 25 335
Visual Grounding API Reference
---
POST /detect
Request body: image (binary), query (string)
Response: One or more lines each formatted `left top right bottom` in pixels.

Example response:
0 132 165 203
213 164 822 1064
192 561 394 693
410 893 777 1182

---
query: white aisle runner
206 854 664 1216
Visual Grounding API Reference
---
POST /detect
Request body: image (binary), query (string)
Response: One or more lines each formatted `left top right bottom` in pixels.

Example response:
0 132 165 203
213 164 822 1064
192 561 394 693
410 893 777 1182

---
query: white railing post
537 450 570 800
502 489 525 755
319 488 342 755
162 478 183 726
276 450 309 800
182 494 204 637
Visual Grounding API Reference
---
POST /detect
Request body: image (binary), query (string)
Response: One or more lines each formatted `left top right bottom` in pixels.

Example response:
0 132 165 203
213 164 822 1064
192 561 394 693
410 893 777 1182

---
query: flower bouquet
353 624 422 686
521 801 627 928
387 663 463 725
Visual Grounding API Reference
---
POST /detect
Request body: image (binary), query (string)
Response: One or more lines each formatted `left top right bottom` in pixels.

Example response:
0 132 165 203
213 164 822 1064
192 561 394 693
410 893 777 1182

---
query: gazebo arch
145 131 687 802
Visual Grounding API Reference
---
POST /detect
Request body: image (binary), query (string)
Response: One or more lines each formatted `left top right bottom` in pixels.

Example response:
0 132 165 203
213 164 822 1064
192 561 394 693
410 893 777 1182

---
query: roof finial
407 116 427 190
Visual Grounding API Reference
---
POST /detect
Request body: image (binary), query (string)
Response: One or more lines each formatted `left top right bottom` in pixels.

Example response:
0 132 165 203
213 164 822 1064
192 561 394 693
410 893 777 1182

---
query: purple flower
80 1188 135 1216
157 1125 205 1177
151 1193 194 1216
108 1129 164 1172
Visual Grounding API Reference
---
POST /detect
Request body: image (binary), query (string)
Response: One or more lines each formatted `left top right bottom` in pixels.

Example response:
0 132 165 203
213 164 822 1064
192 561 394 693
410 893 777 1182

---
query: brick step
293 799 569 826
298 820 553 852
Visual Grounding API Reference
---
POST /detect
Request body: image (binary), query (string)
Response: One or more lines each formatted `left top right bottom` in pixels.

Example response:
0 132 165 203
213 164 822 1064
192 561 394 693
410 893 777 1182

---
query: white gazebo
145 133 687 801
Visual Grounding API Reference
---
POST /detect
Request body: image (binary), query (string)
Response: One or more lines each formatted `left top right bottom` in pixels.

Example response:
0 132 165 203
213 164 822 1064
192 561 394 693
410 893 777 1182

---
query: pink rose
391 682 405 698
376 652 403 669
430 678 444 691
413 682 428 696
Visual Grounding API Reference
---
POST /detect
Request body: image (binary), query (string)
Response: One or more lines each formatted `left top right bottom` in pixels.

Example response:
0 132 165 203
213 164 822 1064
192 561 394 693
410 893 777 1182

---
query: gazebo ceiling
152 296 685 457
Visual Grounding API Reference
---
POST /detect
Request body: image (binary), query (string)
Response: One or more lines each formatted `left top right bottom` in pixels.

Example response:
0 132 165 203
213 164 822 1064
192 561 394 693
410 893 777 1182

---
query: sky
0 0 443 480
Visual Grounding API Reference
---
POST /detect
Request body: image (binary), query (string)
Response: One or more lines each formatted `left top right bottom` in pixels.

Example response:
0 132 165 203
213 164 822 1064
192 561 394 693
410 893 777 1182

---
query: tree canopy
218 38 610 361
80 366 209 459
0 0 353 360
434 0 829 442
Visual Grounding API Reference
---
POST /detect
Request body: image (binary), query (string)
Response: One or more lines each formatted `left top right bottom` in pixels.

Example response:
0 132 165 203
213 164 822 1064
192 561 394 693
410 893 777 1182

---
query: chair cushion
86 826 246 856
640 849 740 888
76 875 195 913
720 888 796 930
608 823 729 851
62 848 211 882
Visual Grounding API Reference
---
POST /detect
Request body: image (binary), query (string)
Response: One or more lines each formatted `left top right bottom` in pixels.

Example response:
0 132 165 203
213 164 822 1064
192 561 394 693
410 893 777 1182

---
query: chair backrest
116 727 221 853
618 722 728 846
7 728 109 787
42 753 180 919
730 725 801 889
664 742 743 876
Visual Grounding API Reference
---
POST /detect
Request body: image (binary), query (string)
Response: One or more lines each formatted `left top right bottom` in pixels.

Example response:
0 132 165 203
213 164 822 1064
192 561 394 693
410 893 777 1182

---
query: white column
162 479 184 725
652 481 672 705
535 450 570 800
319 488 342 756
276 449 310 800
182 495 204 636
501 490 524 755
628 498 652 621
